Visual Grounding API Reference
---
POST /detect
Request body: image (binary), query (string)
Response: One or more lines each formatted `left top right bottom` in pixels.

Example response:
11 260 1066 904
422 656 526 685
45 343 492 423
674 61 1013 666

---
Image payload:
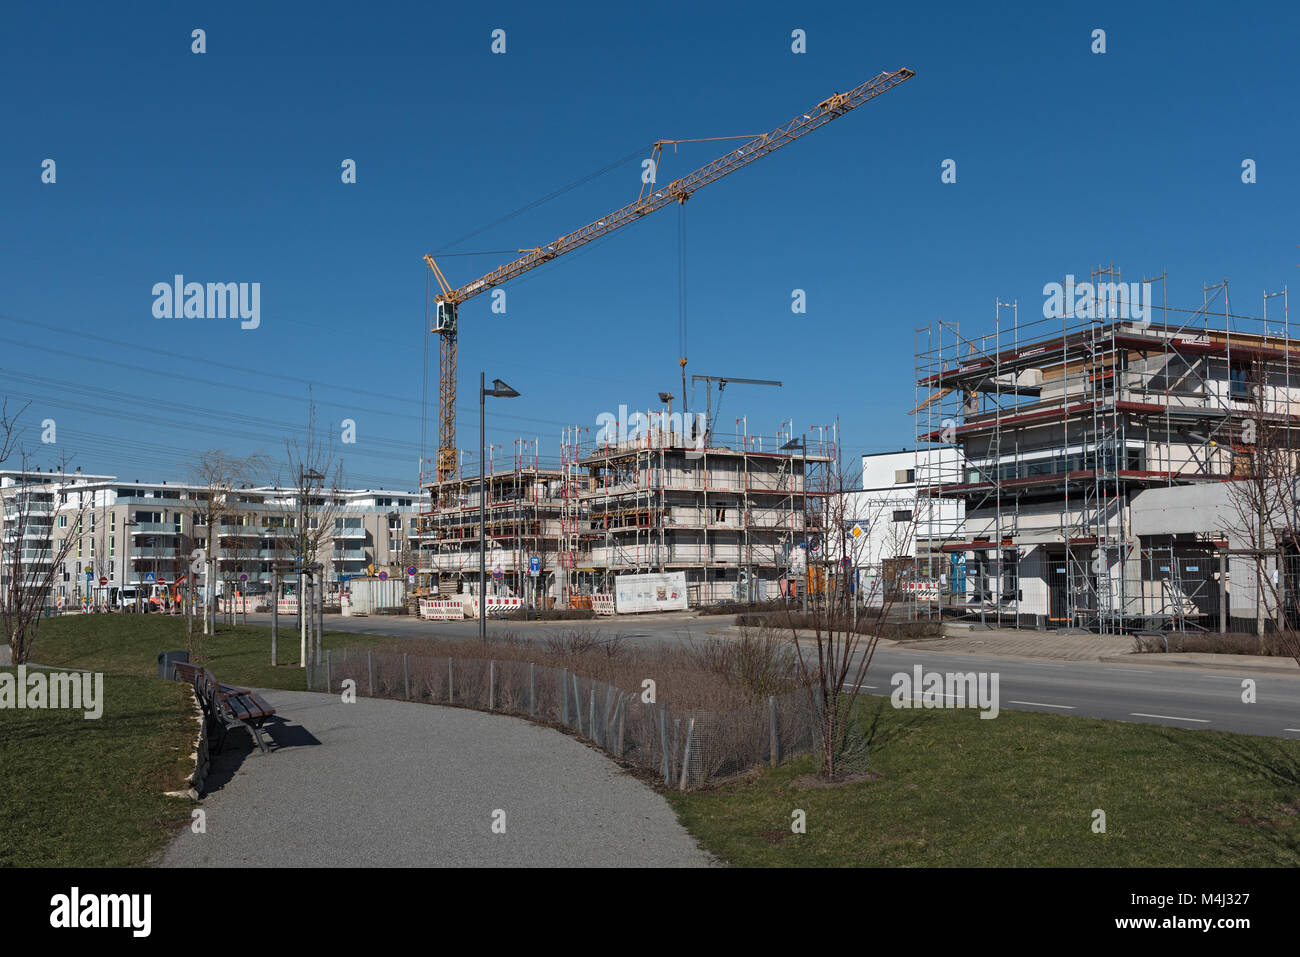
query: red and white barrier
276 598 299 615
591 593 616 616
419 599 466 621
463 596 524 618
899 581 941 601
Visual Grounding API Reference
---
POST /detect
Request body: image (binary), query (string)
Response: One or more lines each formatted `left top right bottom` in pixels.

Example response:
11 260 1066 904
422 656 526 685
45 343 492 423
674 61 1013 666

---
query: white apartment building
0 469 419 608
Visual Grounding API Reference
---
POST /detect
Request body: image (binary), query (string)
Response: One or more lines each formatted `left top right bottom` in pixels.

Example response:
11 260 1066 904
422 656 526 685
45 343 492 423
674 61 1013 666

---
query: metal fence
309 647 818 788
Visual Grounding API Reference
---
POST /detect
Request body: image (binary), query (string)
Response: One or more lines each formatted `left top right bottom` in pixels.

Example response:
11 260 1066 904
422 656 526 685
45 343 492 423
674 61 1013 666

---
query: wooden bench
172 661 276 754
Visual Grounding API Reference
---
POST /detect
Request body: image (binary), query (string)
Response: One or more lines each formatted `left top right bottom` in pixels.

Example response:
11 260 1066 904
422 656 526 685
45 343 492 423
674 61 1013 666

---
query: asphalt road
244 612 1300 740
160 689 713 868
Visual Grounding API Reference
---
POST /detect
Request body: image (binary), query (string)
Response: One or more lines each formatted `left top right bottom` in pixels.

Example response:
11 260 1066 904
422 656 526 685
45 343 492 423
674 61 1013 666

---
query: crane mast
426 67 914 483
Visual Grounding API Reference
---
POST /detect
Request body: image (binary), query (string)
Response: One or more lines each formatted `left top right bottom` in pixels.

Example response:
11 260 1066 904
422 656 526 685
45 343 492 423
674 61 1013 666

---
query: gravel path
159 690 712 868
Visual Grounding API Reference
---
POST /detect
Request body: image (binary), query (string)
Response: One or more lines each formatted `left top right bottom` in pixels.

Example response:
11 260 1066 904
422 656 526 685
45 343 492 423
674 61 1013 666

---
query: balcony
332 549 368 562
217 525 262 537
129 546 179 559
333 525 366 539
131 522 181 535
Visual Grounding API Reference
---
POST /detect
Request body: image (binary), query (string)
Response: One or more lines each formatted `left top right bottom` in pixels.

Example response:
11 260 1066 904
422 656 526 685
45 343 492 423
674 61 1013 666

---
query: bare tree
0 402 88 664
189 450 267 652
1223 366 1300 663
780 463 920 781
274 401 343 668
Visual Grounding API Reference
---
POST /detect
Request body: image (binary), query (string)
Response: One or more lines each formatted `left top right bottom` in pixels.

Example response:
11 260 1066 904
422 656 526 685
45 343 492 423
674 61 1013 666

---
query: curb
1098 655 1300 677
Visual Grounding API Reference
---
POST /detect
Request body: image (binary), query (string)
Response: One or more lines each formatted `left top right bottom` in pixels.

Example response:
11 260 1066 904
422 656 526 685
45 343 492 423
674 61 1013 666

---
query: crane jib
431 67 914 306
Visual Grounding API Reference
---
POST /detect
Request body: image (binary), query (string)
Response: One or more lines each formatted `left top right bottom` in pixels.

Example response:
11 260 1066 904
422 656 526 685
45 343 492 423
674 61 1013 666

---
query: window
109 536 115 556
58 515 67 528
892 509 913 523
1230 361 1252 399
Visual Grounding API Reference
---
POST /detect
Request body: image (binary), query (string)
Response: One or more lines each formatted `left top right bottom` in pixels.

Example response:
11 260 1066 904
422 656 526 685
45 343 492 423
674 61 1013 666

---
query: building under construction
416 419 837 607
914 269 1296 633
558 418 836 606
417 441 564 602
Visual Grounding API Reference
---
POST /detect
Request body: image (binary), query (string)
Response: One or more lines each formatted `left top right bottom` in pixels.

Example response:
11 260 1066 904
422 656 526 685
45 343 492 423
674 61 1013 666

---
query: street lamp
781 437 807 614
480 374 521 641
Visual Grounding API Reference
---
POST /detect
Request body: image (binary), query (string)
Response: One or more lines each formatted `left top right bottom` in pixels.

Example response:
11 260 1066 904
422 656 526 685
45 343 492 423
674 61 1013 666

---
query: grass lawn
26 612 387 691
0 673 196 866
2 613 389 867
666 696 1300 867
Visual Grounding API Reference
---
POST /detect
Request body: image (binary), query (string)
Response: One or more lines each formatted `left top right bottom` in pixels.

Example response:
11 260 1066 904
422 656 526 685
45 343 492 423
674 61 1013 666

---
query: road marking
1284 728 1300 734
1105 668 1152 675
1201 675 1246 680
1009 700 1076 709
1130 712 1209 723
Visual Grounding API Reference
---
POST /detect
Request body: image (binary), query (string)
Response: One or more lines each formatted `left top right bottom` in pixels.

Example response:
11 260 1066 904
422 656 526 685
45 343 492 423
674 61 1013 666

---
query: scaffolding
915 267 1296 633
417 438 563 603
559 412 836 606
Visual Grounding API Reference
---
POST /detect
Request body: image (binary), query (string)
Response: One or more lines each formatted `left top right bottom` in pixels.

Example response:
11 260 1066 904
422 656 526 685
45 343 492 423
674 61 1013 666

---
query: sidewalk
160 689 715 868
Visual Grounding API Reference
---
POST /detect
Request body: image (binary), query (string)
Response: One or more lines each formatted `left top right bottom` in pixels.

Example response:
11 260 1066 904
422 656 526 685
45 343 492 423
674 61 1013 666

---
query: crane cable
678 201 688 414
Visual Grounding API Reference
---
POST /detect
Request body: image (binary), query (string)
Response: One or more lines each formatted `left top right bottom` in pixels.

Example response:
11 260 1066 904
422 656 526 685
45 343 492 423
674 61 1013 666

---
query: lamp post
781 437 807 614
480 373 521 642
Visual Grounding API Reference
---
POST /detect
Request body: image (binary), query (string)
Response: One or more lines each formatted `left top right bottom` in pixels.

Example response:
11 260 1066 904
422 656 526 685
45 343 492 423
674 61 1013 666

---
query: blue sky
2 0 1296 489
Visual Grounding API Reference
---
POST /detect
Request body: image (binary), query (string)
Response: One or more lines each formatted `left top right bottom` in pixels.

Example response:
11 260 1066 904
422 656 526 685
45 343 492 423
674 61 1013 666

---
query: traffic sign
841 557 852 571
492 567 503 582
378 571 388 581
144 572 156 583
529 556 540 576
239 573 249 582
99 576 108 586
406 565 417 577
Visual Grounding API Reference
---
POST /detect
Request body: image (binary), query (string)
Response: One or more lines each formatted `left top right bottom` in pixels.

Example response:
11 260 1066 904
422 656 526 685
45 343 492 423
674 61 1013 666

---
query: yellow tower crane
425 67 915 483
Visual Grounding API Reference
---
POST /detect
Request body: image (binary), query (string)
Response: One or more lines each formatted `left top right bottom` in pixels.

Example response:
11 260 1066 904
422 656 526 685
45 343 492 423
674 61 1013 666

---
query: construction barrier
464 596 524 618
220 596 255 614
591 593 615 616
276 599 299 616
419 599 466 621
899 581 941 601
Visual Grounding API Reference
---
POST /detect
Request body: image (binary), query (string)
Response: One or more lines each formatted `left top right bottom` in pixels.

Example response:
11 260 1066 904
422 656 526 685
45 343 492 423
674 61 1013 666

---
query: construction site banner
613 572 688 614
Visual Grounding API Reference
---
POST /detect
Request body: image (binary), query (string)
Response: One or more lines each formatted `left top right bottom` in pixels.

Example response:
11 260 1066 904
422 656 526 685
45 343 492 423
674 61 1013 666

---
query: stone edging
164 685 210 800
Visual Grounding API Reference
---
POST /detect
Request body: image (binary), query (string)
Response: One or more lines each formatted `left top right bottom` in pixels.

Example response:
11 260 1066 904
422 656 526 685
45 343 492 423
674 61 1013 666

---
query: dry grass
322 626 818 786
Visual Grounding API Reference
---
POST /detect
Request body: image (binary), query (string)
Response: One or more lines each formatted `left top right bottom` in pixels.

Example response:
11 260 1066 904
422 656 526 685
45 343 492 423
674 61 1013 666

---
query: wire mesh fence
309 647 819 788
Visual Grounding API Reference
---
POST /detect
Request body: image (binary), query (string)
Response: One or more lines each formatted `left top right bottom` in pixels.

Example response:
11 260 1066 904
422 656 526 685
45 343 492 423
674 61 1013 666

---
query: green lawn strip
3 615 392 866
26 614 390 691
666 697 1300 867
0 673 196 867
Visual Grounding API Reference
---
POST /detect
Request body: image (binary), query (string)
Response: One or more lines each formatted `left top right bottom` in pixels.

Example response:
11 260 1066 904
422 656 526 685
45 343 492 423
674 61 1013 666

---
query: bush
1132 631 1290 656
